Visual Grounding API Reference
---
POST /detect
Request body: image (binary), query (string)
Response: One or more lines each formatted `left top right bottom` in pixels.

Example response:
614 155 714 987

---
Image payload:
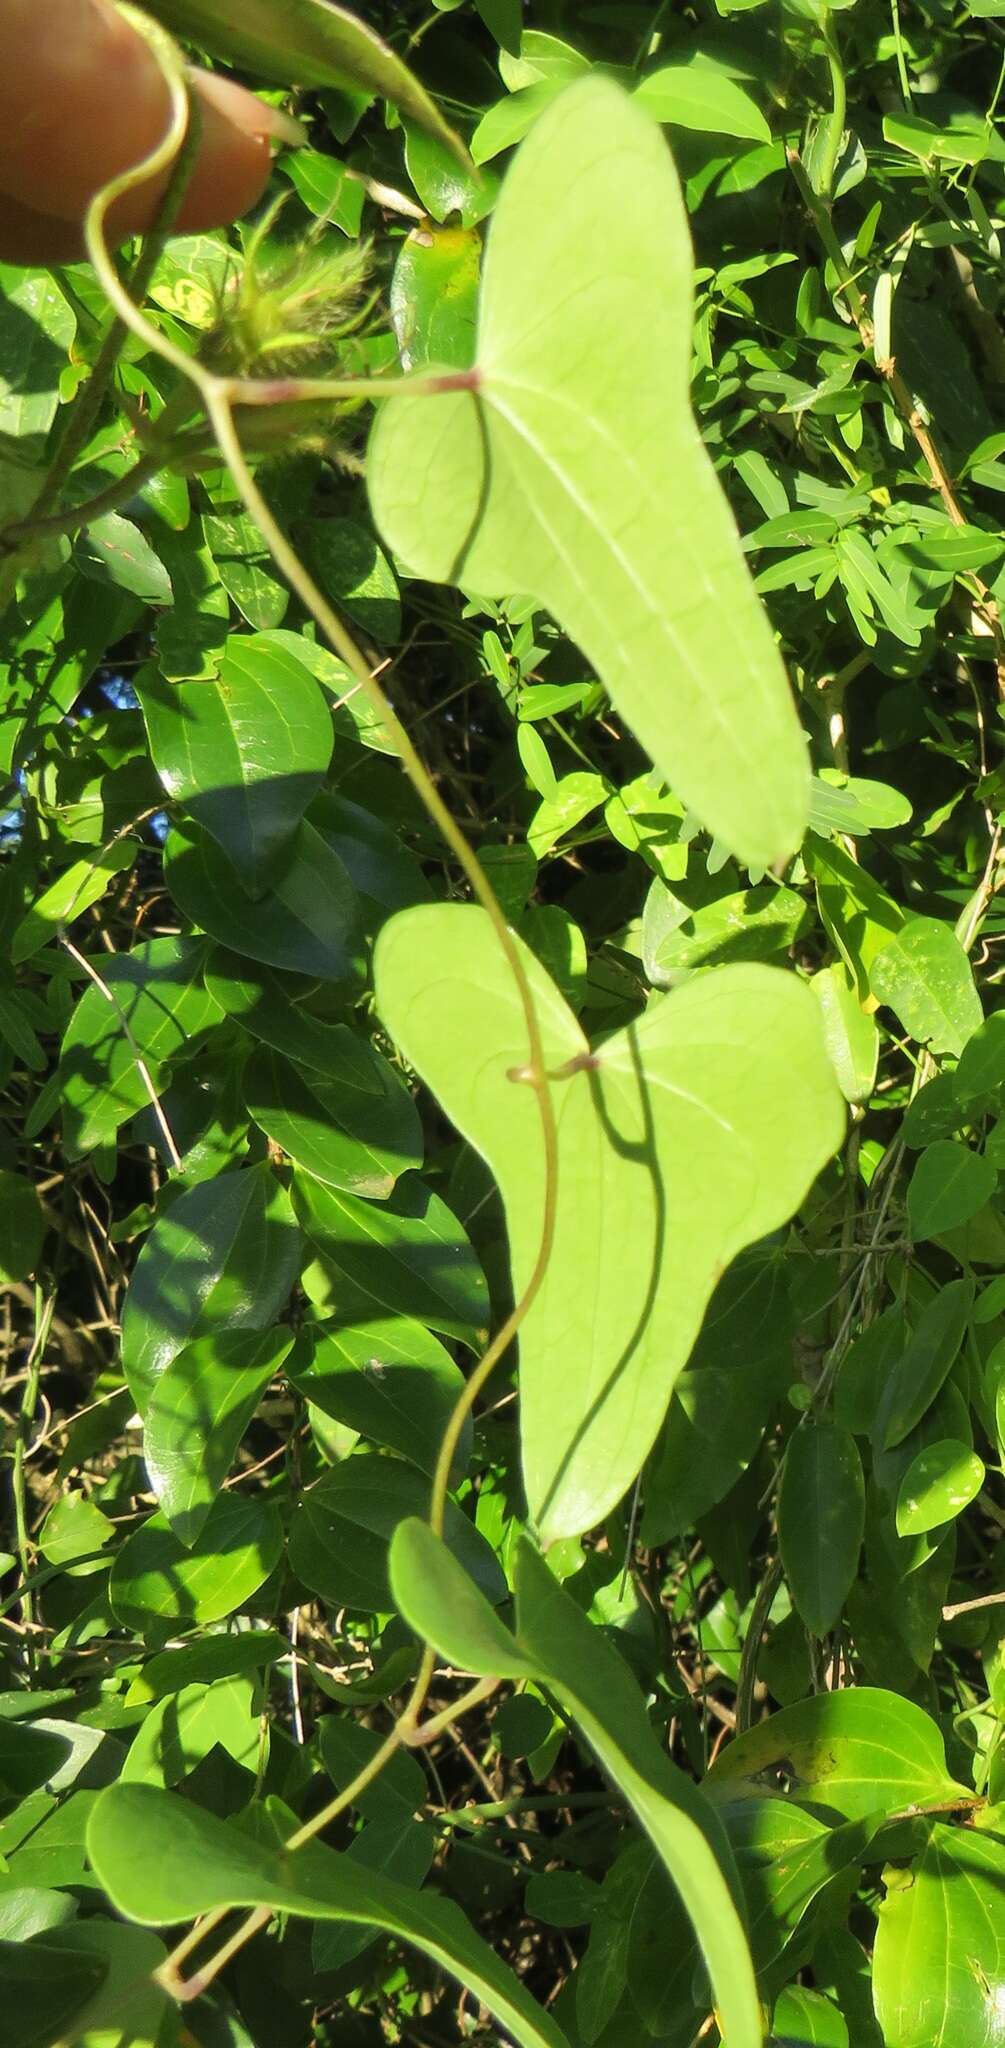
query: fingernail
188 67 307 148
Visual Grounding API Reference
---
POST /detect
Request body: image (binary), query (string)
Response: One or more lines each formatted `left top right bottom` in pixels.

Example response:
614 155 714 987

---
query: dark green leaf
144 1326 294 1544
120 1164 300 1412
289 1453 503 1611
779 1423 865 1635
293 1170 489 1347
244 1039 422 1198
137 636 333 888
287 1316 469 1476
164 818 363 984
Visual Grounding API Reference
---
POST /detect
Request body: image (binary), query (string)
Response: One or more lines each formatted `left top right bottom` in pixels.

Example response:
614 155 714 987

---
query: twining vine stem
13 4 563 2001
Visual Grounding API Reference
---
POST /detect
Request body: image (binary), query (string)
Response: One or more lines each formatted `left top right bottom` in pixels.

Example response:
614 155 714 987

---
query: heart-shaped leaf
369 77 808 868
145 0 468 161
375 904 843 1542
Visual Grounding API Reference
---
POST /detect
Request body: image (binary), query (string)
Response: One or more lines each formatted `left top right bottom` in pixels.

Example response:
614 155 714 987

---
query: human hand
0 0 291 263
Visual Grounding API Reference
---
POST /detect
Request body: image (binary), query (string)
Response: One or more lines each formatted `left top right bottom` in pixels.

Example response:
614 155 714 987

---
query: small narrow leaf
778 1423 865 1636
876 1278 972 1451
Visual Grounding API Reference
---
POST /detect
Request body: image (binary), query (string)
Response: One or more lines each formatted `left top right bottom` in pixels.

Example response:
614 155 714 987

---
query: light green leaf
74 513 172 604
471 82 564 163
808 773 912 837
144 1326 294 1544
811 961 879 1104
499 31 592 90
906 1140 997 1240
643 881 807 983
873 1826 1005 2047
145 0 469 160
120 1673 261 1786
527 772 606 859
390 224 481 373
404 125 499 227
778 1422 864 1635
120 1164 301 1412
0 268 75 444
895 1438 985 1536
707 1687 969 1818
110 1492 283 1629
12 841 136 964
772 1983 849 2046
871 917 982 1058
369 77 809 868
87 1784 563 2048
284 150 364 232
376 903 843 1542
390 1522 761 2048
286 1317 469 1477
884 107 1005 166
39 1492 113 1572
634 63 770 141
137 637 333 888
804 835 904 1000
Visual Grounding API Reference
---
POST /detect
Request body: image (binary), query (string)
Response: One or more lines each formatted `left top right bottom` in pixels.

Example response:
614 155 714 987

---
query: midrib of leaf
484 374 786 824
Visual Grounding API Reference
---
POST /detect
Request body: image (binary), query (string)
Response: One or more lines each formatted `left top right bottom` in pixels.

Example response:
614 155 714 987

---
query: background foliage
1 1 1005 2044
